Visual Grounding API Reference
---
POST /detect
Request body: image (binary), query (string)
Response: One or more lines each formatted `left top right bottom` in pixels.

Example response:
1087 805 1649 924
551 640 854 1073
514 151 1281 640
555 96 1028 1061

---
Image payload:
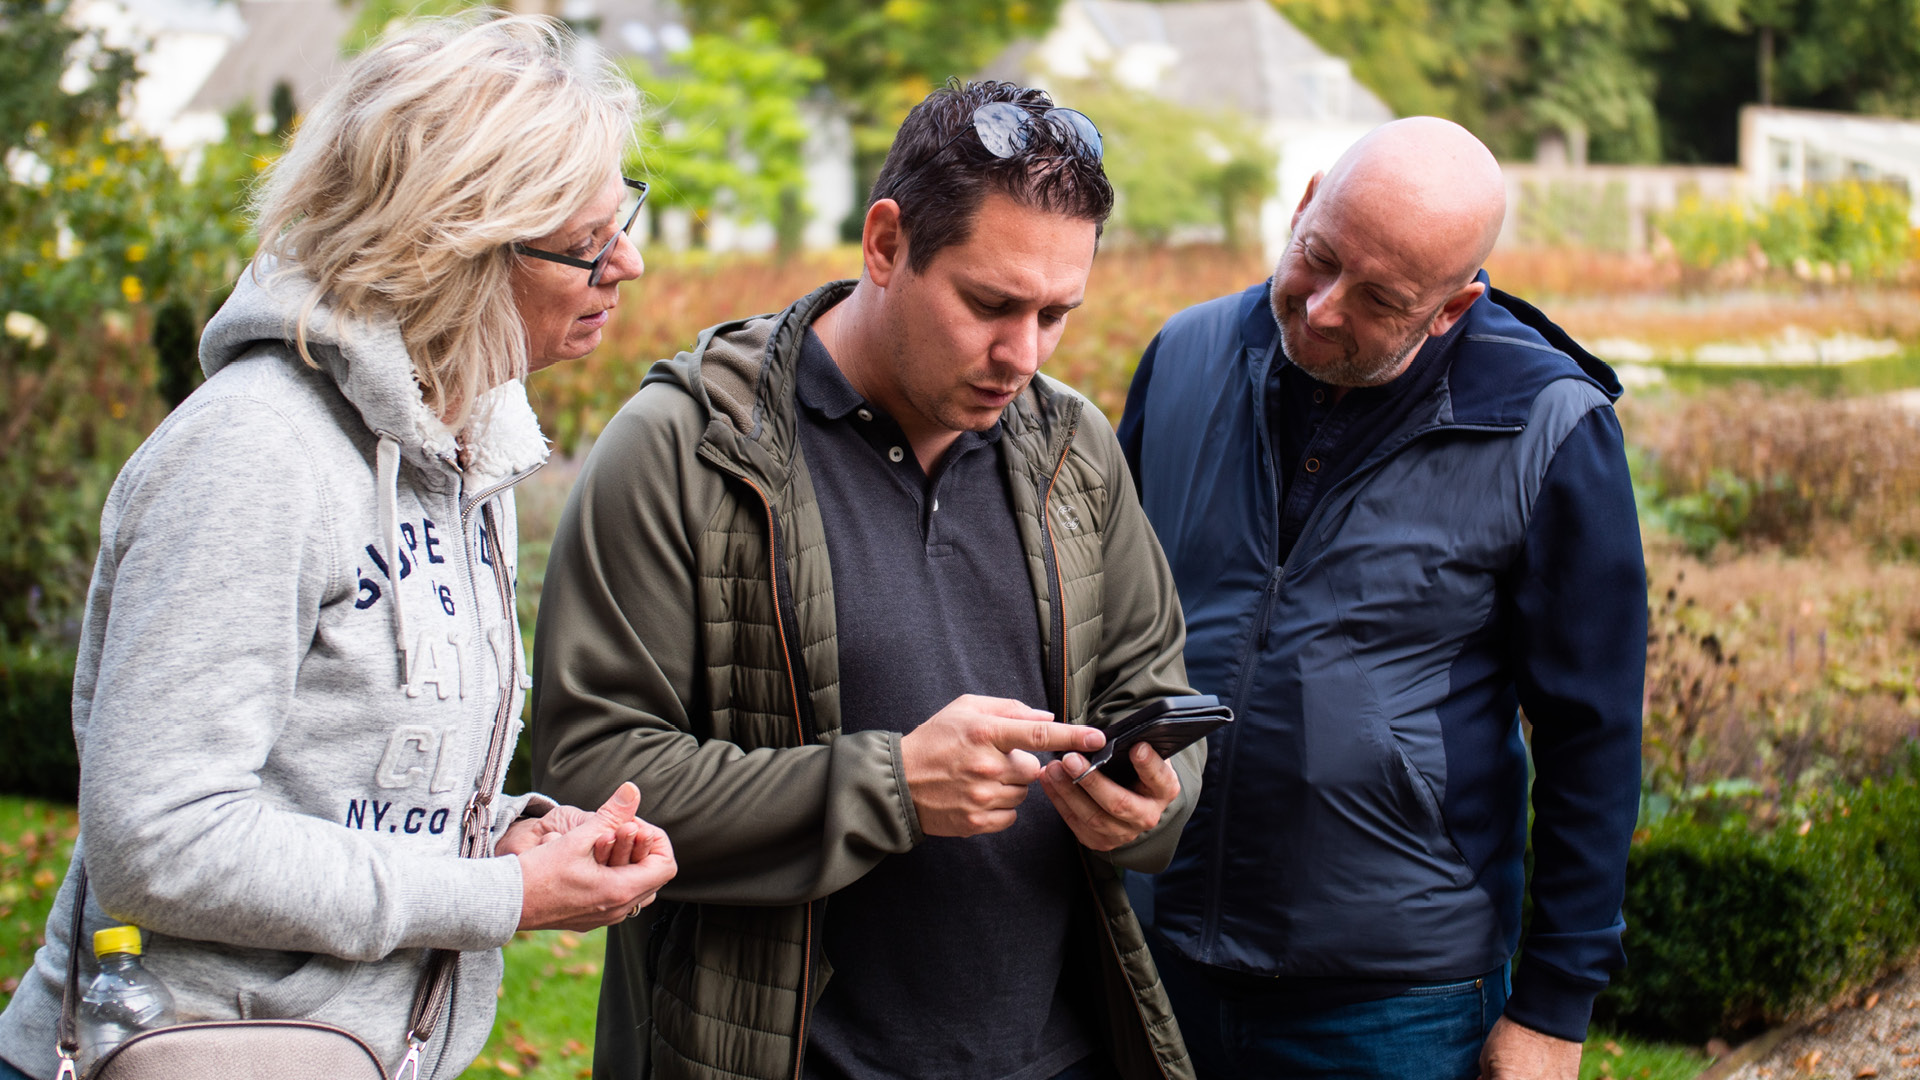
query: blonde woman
0 15 674 1080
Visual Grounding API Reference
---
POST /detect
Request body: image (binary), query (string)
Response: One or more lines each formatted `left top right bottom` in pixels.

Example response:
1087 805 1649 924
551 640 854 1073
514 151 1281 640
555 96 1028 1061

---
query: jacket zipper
1036 433 1076 720
728 474 817 1080
1201 392 1522 957
1202 345 1284 958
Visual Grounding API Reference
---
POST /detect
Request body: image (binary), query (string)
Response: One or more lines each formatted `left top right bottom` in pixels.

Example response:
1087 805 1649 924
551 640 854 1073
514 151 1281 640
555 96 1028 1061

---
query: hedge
1598 748 1920 1043
0 640 78 801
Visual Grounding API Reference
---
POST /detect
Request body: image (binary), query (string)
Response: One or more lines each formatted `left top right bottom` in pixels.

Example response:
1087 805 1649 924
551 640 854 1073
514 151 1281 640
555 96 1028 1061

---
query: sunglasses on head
961 101 1103 161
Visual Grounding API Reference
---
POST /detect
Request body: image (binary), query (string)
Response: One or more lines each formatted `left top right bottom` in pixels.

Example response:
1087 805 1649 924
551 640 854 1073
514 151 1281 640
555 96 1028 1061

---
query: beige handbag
54 866 451 1080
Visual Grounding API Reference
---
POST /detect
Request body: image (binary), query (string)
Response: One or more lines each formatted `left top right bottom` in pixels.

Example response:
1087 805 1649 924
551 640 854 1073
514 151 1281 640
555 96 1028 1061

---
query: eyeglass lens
588 182 649 286
971 102 1103 161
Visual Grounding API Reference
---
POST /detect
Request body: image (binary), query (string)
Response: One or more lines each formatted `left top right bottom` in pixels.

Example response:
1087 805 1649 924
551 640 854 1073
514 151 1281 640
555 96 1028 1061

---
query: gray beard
1274 300 1436 388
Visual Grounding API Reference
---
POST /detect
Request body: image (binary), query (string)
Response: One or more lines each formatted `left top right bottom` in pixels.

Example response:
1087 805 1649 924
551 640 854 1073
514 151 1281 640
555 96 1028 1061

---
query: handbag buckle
394 1035 427 1080
55 1056 77 1080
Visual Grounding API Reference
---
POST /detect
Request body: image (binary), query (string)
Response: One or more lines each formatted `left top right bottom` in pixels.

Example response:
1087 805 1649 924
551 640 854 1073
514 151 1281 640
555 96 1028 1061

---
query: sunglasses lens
1049 109 1102 160
972 101 1033 159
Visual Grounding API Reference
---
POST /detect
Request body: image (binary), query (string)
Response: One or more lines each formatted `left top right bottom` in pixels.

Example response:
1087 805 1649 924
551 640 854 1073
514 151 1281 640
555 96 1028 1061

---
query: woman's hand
512 783 678 931
495 783 650 865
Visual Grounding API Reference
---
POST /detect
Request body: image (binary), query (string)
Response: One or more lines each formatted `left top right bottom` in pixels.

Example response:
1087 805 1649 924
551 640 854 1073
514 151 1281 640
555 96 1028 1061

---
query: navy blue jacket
1117 277 1646 1041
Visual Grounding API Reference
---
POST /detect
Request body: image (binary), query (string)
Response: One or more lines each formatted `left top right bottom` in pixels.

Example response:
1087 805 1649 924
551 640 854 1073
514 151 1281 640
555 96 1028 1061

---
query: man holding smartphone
532 80 1203 1080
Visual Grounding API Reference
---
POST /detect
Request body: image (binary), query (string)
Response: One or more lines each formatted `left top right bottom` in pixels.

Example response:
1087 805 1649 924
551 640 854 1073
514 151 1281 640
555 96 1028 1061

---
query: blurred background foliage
627 18 823 255
1274 0 1920 163
7 0 1920 1065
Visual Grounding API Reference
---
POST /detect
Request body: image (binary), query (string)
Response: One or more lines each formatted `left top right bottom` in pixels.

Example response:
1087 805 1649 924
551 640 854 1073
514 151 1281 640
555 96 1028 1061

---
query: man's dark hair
868 80 1115 274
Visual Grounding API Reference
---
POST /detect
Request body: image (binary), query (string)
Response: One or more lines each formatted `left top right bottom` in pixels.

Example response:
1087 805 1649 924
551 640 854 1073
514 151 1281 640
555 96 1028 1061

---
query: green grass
0 796 78 1010
466 929 605 1079
1579 1030 1709 1079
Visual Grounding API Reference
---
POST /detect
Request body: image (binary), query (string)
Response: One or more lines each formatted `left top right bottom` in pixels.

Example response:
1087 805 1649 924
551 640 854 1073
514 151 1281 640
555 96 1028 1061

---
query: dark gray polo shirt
795 329 1094 1080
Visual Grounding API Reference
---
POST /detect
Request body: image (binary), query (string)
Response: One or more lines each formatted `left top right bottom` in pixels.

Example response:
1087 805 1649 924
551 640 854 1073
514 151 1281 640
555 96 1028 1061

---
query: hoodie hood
200 257 550 683
201 258 550 491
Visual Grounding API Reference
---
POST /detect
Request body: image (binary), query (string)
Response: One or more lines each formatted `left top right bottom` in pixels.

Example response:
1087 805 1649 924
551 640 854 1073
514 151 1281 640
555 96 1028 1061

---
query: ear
1291 172 1324 232
863 199 905 289
1427 280 1486 339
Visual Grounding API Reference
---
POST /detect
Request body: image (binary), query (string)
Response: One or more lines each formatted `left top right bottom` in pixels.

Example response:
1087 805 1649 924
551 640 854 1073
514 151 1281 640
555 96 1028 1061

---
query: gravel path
1724 968 1920 1079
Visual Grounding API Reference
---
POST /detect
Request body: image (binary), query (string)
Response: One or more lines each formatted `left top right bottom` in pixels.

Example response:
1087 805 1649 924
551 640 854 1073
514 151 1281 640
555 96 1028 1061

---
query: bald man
1116 117 1646 1079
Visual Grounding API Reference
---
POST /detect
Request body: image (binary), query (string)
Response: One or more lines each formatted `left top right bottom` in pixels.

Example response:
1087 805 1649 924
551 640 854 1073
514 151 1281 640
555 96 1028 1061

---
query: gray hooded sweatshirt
0 261 553 1080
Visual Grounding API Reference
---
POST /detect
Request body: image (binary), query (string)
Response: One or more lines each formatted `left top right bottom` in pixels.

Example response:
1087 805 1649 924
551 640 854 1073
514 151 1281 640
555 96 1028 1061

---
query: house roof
989 0 1393 127
184 0 353 117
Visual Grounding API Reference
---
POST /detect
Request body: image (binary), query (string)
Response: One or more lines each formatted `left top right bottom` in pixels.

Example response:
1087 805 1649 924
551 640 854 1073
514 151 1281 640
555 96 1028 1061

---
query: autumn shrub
0 640 78 800
1630 385 1920 557
1598 748 1920 1043
1637 551 1920 796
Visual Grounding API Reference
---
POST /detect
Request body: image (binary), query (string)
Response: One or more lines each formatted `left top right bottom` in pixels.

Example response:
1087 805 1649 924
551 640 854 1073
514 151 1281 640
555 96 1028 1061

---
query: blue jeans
1151 935 1509 1080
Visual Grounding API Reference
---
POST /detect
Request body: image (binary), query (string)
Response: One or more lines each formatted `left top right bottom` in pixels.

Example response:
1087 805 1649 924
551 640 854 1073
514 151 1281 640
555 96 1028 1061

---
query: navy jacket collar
1242 270 1623 430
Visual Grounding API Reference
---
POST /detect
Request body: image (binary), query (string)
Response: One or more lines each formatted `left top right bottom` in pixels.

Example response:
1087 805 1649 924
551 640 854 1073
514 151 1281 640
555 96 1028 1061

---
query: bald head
1270 117 1507 388
1311 117 1506 292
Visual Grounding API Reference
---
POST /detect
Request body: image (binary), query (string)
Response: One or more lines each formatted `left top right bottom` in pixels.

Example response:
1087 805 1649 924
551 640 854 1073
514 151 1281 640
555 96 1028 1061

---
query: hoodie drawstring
377 435 413 685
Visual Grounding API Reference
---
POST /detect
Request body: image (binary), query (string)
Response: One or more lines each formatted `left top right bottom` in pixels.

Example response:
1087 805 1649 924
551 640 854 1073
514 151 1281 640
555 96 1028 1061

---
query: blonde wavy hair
253 12 639 429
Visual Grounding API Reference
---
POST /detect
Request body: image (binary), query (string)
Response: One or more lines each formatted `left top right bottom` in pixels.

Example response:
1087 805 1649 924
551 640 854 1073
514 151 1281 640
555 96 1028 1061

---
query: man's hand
1478 1016 1582 1080
899 695 1106 837
1038 743 1181 851
514 784 678 931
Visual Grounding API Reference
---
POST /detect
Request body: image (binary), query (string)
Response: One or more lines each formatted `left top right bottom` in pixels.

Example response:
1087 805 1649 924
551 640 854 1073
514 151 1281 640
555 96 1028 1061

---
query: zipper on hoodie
455 463 545 854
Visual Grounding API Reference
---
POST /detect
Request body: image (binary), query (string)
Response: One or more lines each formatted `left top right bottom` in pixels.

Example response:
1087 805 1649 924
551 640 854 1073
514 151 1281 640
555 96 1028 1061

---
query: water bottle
77 925 176 1074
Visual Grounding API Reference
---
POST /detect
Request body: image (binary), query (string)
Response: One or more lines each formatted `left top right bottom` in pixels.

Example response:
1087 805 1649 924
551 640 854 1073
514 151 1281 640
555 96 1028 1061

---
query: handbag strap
54 868 87 1078
57 495 529 1080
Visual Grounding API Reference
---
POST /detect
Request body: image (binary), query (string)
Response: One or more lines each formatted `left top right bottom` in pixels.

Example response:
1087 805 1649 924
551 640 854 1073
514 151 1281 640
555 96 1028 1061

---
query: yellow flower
126 243 147 263
110 401 127 419
121 275 145 304
89 157 106 176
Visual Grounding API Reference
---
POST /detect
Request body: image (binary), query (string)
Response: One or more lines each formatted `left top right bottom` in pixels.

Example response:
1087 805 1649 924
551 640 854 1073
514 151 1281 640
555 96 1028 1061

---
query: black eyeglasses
513 177 648 286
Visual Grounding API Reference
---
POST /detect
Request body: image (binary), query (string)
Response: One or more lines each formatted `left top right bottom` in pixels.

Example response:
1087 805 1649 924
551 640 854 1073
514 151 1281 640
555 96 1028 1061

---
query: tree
1270 0 1742 163
1069 83 1274 248
629 19 824 256
679 0 1063 220
1652 0 1920 162
1 0 267 644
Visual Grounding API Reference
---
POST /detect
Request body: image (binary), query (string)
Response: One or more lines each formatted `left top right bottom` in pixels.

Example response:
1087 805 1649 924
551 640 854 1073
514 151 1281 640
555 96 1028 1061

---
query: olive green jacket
532 280 1202 1080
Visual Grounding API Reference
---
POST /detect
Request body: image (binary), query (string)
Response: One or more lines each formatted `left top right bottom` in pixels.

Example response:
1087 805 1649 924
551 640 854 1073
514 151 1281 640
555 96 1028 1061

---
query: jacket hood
646 279 854 446
201 258 550 491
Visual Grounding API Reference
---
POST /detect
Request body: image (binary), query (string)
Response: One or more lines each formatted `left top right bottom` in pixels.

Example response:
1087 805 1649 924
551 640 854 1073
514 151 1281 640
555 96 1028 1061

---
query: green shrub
0 639 78 801
1599 750 1920 1042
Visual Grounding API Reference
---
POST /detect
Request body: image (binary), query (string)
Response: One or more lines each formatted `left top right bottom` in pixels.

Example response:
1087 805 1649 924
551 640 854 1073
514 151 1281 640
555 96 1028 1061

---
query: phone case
1076 694 1233 789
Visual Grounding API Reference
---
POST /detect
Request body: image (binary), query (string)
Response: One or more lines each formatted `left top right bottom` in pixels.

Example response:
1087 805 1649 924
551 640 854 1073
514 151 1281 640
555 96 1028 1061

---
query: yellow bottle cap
93 926 143 957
